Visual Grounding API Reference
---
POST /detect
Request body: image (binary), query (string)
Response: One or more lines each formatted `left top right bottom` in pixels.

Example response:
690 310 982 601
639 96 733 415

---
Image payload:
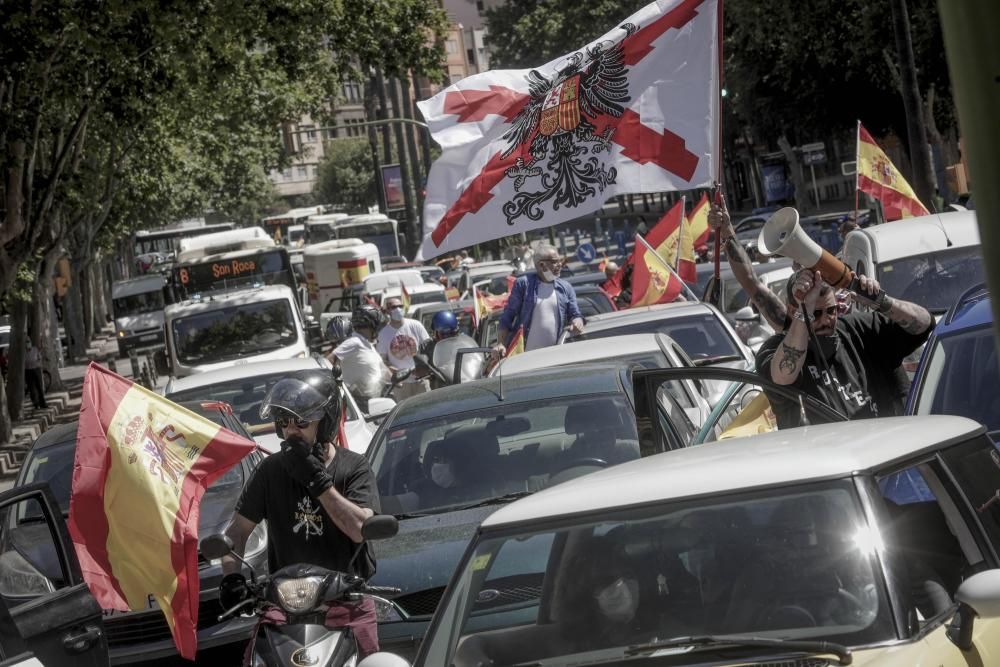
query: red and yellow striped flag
857 122 930 221
631 199 685 307
505 327 525 357
68 363 255 659
472 284 489 329
687 192 711 251
400 283 412 311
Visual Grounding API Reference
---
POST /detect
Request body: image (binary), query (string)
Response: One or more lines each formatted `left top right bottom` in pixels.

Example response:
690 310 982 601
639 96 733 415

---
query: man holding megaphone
750 207 933 428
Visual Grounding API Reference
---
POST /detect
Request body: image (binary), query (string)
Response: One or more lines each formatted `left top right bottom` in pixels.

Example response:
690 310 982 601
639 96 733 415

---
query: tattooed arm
769 271 822 385
854 275 933 335
708 195 788 330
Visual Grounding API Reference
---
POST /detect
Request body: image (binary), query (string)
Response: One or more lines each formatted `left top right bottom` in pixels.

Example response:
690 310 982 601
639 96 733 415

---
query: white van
362 269 423 296
164 284 313 377
380 283 447 313
304 239 381 314
111 275 167 357
842 210 983 315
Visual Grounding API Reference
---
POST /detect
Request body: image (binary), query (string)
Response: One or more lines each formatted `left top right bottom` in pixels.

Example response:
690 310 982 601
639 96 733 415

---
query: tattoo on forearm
778 344 806 375
725 237 748 266
753 291 789 331
887 297 933 334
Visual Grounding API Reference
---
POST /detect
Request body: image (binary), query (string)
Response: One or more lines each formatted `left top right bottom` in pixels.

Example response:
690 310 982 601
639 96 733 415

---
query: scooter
200 515 409 667
414 333 489 389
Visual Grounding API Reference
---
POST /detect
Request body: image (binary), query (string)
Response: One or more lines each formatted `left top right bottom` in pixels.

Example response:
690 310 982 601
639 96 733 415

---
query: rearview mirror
362 514 399 541
366 397 396 419
200 533 234 561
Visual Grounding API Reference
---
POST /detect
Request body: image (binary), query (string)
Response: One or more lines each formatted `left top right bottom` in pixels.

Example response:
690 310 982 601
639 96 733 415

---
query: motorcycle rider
328 304 390 412
417 310 483 388
220 369 381 657
325 315 354 348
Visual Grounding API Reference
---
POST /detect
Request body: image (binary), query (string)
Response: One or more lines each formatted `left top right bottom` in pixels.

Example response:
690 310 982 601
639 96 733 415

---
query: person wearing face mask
494 244 584 357
376 296 431 401
756 269 933 428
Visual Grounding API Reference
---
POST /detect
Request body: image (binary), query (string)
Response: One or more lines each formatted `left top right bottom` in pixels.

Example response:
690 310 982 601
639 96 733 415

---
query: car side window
940 436 1000 556
876 460 984 625
0 496 66 608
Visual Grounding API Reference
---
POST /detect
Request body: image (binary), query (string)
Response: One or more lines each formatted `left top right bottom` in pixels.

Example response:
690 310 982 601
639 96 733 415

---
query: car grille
104 597 227 647
393 587 445 617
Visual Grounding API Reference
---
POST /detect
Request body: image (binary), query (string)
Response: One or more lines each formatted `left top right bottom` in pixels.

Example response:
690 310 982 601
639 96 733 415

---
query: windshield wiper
451 491 534 511
692 354 745 367
624 634 852 665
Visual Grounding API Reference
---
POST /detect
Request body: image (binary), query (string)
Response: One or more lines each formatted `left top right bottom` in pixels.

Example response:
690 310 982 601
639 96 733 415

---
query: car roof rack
944 281 989 326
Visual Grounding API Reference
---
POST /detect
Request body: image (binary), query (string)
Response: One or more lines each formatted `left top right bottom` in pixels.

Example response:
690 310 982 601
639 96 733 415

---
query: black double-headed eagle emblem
499 23 637 225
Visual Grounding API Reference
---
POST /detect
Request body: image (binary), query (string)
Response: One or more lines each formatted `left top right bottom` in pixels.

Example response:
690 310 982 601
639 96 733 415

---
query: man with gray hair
495 243 584 355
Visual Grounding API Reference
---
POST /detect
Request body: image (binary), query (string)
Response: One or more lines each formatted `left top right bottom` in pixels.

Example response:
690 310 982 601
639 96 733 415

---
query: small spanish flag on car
401 283 412 311
68 363 255 660
506 327 525 357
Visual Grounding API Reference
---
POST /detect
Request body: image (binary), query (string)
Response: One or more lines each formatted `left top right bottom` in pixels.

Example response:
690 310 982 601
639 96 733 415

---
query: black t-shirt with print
236 447 380 578
757 310 931 429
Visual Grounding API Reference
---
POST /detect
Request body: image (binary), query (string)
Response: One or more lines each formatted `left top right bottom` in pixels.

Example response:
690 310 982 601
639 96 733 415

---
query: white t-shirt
526 281 559 351
377 319 430 372
334 333 389 399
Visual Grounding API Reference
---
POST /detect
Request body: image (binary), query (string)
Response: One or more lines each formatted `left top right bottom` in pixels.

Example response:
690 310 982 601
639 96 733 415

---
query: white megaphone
758 207 881 302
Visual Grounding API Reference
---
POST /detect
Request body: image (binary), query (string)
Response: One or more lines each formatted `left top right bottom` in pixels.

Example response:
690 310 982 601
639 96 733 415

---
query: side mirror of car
361 514 399 541
366 397 396 420
306 319 323 349
950 569 1000 650
200 533 234 561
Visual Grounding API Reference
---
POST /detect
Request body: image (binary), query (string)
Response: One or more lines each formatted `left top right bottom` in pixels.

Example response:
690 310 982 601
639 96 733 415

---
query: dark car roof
388 363 627 426
939 284 992 333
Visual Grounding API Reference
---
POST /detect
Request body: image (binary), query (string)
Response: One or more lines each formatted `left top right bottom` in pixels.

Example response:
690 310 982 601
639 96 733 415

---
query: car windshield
427 480 893 666
574 313 742 362
18 439 244 522
912 324 1000 435
167 372 359 436
113 290 164 317
370 393 640 516
171 298 298 365
876 246 984 313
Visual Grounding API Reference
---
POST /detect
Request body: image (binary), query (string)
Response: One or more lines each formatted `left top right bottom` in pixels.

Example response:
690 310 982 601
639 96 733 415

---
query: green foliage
314 138 379 211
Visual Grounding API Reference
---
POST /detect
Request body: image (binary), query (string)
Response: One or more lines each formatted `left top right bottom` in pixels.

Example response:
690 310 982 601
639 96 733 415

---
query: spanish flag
68 364 255 659
856 121 930 221
676 208 697 284
686 193 711 259
718 393 777 440
631 199 685 307
471 284 489 329
400 283 412 311
505 327 525 357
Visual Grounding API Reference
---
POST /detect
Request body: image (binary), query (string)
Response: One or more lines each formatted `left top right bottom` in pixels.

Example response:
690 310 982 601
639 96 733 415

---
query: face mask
539 268 557 282
595 577 639 623
389 308 403 322
431 462 455 488
815 333 841 360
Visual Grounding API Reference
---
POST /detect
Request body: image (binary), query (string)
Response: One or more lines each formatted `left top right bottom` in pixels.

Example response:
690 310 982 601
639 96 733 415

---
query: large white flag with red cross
416 0 721 260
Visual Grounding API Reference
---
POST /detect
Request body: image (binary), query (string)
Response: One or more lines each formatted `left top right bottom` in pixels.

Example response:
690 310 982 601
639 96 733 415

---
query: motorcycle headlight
274 576 325 613
0 550 56 597
245 522 267 562
372 596 404 623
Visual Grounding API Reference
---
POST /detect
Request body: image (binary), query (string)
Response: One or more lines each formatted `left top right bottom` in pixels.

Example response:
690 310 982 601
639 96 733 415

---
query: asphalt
0 325 167 491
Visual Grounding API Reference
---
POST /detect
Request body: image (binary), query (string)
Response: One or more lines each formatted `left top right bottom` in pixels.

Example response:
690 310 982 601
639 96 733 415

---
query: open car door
0 482 108 667
631 366 848 454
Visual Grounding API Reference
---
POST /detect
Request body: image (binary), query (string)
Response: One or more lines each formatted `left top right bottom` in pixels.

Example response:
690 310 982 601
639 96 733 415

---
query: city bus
336 214 402 260
170 228 297 302
132 222 236 274
305 213 351 244
261 206 325 244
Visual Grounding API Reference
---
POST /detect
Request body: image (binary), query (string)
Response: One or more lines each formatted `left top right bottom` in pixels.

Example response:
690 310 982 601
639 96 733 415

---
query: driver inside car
557 401 640 468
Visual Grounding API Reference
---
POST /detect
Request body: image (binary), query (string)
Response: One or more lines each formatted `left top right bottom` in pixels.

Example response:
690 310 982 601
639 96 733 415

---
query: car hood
369 505 497 594
9 491 237 585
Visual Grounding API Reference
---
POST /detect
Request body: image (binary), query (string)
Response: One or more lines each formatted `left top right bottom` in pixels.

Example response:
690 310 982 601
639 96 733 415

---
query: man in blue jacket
494 243 585 356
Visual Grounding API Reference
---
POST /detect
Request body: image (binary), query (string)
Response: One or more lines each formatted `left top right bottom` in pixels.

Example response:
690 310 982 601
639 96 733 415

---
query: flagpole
636 233 699 302
853 119 861 226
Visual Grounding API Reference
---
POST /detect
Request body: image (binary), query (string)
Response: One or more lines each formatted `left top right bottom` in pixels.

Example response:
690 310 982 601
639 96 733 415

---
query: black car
0 401 266 664
363 364 844 658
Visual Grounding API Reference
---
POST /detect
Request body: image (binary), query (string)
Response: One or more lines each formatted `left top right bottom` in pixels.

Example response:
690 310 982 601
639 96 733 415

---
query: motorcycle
200 515 409 667
414 333 489 388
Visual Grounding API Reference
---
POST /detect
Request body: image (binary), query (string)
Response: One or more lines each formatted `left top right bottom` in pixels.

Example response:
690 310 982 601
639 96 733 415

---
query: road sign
841 160 858 176
576 242 597 264
800 142 825 153
803 150 827 165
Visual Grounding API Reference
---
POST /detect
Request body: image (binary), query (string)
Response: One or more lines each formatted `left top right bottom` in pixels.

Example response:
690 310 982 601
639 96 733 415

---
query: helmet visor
259 377 331 422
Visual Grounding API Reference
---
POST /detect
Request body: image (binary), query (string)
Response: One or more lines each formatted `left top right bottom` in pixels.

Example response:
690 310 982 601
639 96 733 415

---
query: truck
303 239 382 315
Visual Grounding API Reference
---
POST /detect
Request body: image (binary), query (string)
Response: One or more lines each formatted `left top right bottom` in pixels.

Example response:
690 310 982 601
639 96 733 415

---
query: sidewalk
0 325 127 489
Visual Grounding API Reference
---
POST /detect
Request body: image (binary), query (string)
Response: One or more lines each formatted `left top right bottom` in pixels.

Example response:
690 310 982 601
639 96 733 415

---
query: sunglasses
274 414 311 429
813 305 838 319
536 258 562 266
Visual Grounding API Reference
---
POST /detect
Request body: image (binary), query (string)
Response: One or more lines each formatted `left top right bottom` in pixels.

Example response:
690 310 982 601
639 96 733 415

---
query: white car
163 358 376 454
399 414 1000 667
490 333 713 428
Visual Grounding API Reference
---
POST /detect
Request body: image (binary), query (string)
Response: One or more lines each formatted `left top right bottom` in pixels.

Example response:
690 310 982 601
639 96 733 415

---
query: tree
314 138 380 211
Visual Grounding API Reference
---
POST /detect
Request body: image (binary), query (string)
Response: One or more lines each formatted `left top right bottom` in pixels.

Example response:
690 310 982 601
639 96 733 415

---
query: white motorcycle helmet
357 653 411 667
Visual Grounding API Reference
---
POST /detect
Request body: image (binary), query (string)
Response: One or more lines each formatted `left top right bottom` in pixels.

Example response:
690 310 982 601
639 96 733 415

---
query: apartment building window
297 166 308 178
302 125 317 143
445 39 458 54
476 0 484 10
282 169 292 179
342 80 362 104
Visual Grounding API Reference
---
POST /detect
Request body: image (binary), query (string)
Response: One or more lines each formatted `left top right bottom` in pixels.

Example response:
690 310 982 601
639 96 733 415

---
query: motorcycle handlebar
217 597 255 622
363 584 402 596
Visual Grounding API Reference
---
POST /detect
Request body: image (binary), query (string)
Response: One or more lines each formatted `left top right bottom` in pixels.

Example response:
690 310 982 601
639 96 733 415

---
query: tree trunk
35 249 66 393
80 259 95 344
777 136 810 212
91 259 109 332
0 379 11 444
63 260 88 361
889 0 936 208
6 299 29 421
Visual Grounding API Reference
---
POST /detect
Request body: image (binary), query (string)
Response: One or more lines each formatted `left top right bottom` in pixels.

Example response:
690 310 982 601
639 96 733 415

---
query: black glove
281 436 333 495
218 572 248 612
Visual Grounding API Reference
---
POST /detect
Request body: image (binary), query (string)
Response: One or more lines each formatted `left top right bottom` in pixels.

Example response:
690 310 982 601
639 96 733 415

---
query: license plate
139 334 158 342
103 594 159 617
